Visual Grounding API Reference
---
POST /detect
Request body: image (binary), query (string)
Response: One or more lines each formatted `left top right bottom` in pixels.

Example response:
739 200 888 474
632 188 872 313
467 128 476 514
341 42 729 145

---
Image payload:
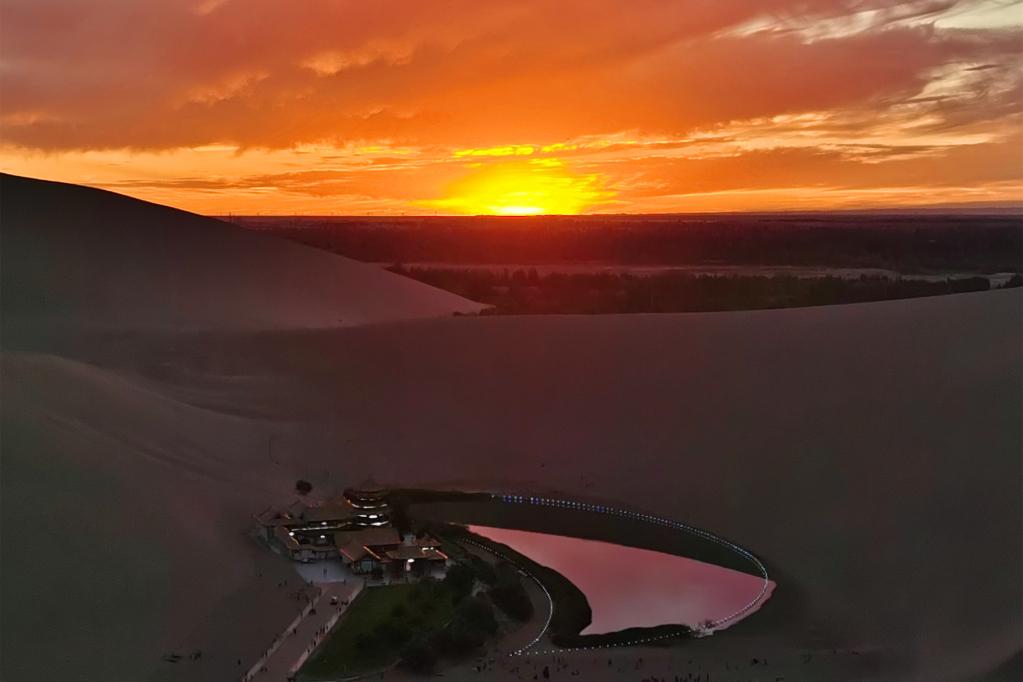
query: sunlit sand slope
1 173 485 334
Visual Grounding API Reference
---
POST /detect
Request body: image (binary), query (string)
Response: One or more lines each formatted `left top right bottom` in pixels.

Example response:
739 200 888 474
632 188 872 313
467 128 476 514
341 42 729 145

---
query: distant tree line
237 214 1023 273
387 267 1019 315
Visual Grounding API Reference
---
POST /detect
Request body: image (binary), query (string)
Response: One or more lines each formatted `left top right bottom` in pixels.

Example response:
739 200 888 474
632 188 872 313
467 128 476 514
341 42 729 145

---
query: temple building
336 528 448 578
253 484 448 578
342 485 392 527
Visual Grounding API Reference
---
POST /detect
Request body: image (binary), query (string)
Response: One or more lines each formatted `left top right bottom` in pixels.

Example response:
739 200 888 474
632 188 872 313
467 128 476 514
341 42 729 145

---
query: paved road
247 580 363 681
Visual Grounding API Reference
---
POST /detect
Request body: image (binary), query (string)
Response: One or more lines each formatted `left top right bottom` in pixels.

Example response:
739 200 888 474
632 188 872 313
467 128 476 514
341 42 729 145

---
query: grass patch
299 583 455 680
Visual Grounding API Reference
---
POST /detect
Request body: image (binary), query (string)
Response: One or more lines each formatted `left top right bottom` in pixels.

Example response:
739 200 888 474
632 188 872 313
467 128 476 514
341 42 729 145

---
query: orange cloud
0 0 1019 212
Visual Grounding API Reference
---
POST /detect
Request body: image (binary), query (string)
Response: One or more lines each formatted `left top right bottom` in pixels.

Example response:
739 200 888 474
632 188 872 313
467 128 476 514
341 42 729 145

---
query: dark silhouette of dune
1 173 484 337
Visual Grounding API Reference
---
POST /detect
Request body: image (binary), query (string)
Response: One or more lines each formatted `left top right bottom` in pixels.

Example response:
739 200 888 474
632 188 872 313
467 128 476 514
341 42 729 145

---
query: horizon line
217 205 1023 219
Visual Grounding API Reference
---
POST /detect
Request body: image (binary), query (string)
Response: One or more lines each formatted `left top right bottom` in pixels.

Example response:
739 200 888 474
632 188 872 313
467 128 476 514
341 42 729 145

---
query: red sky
1 0 1020 214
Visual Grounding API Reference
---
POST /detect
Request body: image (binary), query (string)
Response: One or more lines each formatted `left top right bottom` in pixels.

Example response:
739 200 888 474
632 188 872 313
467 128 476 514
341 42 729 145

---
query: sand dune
1 174 485 337
0 352 321 681
1 180 1020 681
4 291 1018 681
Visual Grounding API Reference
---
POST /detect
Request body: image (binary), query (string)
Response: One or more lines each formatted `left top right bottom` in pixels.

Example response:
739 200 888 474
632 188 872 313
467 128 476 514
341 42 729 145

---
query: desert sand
1 174 485 337
1 176 1020 681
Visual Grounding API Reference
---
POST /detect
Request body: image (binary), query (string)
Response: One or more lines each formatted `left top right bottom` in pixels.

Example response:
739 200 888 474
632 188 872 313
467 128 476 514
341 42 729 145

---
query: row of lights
490 492 771 655
516 628 684 658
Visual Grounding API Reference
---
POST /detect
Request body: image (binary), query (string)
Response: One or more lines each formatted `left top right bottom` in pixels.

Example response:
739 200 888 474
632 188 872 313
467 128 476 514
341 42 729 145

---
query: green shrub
455 595 498 636
487 562 534 621
399 639 438 674
468 555 498 585
442 562 475 597
354 631 376 651
489 584 533 621
374 620 411 646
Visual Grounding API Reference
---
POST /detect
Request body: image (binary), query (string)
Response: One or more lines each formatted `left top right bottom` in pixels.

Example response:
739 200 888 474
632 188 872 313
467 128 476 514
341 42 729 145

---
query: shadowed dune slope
0 173 485 335
0 352 316 682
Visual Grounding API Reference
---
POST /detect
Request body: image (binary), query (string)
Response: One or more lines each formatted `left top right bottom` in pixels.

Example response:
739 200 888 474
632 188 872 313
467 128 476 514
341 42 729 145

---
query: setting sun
2 2 1021 681
425 159 612 215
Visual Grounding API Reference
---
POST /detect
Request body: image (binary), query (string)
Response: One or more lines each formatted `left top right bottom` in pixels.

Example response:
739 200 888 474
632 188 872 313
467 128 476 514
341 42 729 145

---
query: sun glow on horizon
1 2 1020 214
424 159 613 216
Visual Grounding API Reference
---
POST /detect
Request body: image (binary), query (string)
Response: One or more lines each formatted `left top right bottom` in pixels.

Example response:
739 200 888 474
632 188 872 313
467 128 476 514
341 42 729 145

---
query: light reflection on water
470 525 775 635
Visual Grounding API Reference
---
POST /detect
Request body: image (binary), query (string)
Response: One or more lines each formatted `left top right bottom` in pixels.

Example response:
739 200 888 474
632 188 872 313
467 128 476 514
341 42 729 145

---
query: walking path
245 580 364 681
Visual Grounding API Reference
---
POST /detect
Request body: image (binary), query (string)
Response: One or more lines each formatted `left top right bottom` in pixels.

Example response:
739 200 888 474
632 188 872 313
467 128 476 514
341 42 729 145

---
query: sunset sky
1 0 1020 215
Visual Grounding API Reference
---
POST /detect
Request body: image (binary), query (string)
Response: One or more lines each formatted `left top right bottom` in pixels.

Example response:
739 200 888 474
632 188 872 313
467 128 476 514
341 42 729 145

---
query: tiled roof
384 546 448 562
333 526 400 549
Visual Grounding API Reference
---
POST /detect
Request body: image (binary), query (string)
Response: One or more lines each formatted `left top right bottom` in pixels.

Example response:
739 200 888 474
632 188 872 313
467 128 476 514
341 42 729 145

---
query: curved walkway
486 492 772 656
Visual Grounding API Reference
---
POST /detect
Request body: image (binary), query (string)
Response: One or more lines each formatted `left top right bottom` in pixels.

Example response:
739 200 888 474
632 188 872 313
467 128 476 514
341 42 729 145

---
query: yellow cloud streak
453 145 536 158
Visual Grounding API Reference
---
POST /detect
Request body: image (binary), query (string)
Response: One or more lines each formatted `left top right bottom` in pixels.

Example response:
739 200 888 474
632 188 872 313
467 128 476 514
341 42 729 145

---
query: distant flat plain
233 213 1023 275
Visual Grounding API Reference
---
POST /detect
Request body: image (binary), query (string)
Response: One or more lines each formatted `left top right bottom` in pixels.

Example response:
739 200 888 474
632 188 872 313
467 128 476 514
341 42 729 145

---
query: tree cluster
241 214 1023 273
487 562 534 622
398 564 501 674
390 267 1006 315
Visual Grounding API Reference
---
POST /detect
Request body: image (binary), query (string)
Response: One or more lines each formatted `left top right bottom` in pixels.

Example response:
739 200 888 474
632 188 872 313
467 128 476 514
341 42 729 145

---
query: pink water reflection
470 525 774 635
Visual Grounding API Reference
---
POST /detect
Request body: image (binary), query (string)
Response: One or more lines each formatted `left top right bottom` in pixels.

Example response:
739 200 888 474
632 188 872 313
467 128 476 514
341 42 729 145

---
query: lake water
470 525 775 635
